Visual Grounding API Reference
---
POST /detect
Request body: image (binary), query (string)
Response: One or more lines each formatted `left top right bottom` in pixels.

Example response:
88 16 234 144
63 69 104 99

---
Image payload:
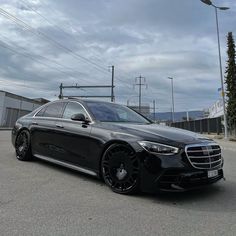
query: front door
57 101 92 168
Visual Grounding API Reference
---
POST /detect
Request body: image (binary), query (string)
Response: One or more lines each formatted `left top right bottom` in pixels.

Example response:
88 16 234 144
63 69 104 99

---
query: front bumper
138 149 224 193
156 168 224 192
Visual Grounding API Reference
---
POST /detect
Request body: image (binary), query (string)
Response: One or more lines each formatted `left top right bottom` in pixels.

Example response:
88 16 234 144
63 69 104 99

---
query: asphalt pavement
0 130 236 236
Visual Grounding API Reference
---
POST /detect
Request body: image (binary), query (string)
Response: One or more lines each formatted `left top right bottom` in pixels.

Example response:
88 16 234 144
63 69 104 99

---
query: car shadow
34 157 104 186
136 180 236 213
33 156 235 214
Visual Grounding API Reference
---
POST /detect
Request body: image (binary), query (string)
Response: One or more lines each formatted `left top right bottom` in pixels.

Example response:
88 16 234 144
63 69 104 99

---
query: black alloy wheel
101 143 140 194
15 130 32 161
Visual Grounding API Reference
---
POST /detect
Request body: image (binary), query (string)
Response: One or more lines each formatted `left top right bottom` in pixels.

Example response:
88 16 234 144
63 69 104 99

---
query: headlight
138 141 179 155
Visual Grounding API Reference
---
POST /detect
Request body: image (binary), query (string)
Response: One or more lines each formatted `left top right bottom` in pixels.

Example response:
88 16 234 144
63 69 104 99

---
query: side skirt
34 154 98 177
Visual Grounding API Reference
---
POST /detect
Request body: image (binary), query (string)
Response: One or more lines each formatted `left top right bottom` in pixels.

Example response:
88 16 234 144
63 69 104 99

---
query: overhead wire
0 6 134 90
0 37 136 98
0 42 89 97
0 32 89 83
19 1 140 90
0 39 91 84
20 0 108 66
0 79 40 89
0 7 111 76
0 5 141 99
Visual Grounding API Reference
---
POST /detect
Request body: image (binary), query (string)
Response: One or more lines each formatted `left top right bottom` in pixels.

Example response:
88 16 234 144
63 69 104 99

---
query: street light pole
214 7 228 139
168 77 175 123
200 0 229 139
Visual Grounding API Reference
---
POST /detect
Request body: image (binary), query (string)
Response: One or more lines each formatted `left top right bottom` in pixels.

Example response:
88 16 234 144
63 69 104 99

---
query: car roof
56 98 117 106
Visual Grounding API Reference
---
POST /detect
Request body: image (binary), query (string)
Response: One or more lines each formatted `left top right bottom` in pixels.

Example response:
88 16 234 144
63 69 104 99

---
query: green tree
225 32 236 132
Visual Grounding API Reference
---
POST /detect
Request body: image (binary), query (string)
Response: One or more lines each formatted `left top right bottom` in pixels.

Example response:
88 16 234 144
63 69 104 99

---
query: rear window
36 102 65 118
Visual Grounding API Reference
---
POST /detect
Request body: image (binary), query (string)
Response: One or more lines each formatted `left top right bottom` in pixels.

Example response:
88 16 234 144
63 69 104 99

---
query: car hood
99 122 213 146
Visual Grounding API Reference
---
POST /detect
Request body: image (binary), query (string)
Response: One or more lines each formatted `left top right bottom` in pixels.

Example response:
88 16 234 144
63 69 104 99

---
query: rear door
30 101 66 160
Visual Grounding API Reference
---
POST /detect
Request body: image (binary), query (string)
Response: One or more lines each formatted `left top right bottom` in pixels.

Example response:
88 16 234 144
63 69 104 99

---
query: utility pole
134 75 147 113
168 77 175 123
186 110 189 121
59 83 63 99
111 65 115 102
153 100 156 122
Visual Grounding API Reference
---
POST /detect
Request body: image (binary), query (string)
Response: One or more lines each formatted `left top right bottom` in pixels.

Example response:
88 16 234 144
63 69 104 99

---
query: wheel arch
14 127 31 147
98 140 136 178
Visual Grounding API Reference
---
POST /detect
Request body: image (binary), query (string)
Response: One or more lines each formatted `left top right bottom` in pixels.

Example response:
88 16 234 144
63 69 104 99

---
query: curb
0 128 12 131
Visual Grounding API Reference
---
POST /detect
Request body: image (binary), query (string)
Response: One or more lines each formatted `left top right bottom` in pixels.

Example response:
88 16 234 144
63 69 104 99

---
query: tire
15 130 33 161
101 143 140 194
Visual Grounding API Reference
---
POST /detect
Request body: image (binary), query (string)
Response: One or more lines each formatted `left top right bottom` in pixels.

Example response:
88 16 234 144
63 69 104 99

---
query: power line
0 79 38 89
0 6 139 95
0 6 142 99
0 39 90 83
0 33 136 99
0 32 88 82
20 0 108 65
0 76 52 91
0 43 92 95
0 7 111 76
20 0 69 37
19 1 140 92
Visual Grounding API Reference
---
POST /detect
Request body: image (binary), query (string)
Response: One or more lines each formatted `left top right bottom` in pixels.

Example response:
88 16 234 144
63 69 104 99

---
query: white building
208 99 224 118
0 90 49 127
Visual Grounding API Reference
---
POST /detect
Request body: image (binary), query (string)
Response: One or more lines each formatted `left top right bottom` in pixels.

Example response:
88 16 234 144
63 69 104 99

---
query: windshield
86 102 151 124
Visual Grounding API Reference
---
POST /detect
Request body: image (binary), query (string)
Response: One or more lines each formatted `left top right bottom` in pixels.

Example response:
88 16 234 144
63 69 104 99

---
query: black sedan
12 99 224 194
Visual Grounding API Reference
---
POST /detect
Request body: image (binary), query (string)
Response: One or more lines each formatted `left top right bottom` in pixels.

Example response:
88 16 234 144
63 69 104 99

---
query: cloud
0 0 235 112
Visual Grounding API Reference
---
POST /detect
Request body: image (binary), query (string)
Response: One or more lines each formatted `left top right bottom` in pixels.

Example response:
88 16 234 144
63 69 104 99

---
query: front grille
185 143 222 169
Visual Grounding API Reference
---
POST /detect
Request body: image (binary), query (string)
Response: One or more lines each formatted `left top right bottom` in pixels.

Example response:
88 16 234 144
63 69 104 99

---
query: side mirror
71 113 89 123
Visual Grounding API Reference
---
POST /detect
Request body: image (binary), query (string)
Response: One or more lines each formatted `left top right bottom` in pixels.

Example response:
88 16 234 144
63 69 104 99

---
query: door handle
32 122 38 125
56 124 64 128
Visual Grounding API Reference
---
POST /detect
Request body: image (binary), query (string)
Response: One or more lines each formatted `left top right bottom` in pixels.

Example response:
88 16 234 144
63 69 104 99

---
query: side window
117 108 128 120
35 107 46 117
36 102 65 118
63 102 88 119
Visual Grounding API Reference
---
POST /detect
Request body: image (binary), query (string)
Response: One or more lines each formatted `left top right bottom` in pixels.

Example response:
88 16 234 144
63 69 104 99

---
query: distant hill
149 110 205 122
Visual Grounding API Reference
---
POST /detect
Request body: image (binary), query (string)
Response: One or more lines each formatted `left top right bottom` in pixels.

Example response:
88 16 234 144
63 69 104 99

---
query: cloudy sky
0 0 235 112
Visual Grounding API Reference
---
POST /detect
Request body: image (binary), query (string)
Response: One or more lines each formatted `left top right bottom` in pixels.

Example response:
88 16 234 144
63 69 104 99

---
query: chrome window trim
62 101 93 123
33 103 50 117
33 100 66 118
32 100 94 124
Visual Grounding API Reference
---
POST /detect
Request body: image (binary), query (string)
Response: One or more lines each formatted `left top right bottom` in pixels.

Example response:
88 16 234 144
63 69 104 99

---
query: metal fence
171 117 223 135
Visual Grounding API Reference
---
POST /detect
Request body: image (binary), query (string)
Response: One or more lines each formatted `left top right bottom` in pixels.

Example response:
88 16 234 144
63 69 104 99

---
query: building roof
0 90 49 105
33 98 50 104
